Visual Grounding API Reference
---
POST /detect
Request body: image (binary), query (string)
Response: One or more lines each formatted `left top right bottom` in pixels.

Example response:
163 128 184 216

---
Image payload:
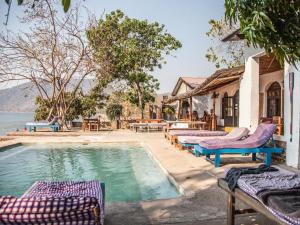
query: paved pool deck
1 130 283 225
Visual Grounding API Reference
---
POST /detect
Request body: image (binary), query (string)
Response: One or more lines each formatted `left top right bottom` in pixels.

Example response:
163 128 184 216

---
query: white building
165 33 300 168
167 77 208 120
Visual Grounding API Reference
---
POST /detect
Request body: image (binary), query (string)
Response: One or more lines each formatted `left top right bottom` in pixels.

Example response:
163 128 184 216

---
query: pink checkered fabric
0 196 99 225
0 181 104 225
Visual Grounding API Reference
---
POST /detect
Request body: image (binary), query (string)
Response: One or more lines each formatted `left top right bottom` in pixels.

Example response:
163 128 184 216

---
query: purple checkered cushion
0 196 99 225
0 181 105 225
199 124 276 150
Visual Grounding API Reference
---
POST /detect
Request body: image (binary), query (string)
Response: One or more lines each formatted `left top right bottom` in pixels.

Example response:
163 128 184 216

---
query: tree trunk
136 83 144 119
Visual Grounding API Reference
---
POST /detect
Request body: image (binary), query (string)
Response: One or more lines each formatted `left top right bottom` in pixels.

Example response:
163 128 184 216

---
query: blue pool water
0 143 179 201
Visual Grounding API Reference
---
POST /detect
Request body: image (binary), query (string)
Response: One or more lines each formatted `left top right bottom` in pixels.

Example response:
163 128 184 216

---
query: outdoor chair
178 127 249 151
167 129 227 145
194 123 283 167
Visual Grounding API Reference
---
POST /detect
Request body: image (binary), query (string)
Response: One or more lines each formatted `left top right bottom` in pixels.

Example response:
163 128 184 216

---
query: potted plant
163 105 175 120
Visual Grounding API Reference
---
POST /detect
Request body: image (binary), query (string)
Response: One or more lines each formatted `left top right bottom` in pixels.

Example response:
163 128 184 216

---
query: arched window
267 82 281 118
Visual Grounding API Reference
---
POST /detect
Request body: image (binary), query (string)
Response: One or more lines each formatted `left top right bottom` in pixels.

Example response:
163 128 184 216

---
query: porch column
177 99 181 120
189 97 193 121
285 62 300 168
239 56 260 132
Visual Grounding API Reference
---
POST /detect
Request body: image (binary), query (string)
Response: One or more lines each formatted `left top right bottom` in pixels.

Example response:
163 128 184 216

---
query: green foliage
106 103 123 121
34 96 51 121
225 0 300 66
126 73 159 109
68 96 97 119
4 0 70 10
34 93 97 122
87 10 182 79
87 10 181 117
61 0 71 12
205 19 245 68
163 105 175 115
89 81 108 109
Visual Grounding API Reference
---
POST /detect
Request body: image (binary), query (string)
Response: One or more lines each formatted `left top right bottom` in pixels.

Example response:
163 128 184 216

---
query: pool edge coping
140 142 195 198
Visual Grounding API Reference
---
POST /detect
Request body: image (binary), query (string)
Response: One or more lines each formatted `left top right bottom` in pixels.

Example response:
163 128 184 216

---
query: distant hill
0 80 95 112
0 80 166 113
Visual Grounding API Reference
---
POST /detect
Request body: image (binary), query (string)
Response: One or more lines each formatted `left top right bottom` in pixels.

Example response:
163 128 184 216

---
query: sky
0 0 225 93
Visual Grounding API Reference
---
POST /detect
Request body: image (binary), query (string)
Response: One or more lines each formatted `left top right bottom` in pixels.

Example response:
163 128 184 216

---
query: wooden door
259 93 264 118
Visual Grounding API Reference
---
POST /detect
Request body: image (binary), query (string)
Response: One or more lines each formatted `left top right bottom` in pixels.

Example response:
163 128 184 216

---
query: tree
126 73 159 118
34 93 97 124
0 0 96 129
106 103 123 129
205 19 245 68
86 10 182 118
225 0 300 66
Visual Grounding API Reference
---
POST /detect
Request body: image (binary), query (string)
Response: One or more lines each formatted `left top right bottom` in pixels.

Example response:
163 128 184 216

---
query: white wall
173 82 208 119
192 95 209 117
259 70 284 117
239 57 260 132
177 83 191 95
284 63 300 168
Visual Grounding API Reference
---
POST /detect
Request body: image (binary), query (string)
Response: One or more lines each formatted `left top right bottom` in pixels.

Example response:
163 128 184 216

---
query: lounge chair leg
265 152 272 165
252 153 256 161
227 194 235 225
214 153 221 167
194 150 200 157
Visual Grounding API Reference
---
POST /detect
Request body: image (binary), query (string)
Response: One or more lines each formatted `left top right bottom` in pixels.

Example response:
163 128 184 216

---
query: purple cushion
199 124 276 150
169 130 227 137
179 127 249 144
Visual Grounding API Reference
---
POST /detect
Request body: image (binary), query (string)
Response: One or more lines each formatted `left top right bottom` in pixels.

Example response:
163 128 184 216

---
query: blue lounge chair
194 124 283 167
26 116 60 132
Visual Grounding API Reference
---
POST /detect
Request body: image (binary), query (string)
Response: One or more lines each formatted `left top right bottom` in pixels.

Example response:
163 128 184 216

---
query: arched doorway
267 82 281 118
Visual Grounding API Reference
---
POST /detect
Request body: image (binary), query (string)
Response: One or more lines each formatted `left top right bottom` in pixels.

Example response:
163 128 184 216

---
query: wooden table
82 118 100 131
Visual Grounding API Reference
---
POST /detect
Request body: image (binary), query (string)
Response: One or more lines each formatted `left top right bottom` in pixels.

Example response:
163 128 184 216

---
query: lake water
0 112 34 135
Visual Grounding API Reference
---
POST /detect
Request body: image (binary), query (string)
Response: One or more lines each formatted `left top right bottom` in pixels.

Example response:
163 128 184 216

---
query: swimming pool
0 143 179 201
